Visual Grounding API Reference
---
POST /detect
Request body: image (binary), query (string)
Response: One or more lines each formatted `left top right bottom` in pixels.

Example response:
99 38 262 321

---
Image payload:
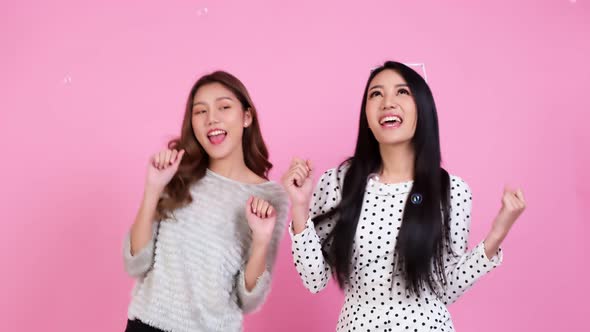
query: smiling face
191 82 252 161
365 69 418 146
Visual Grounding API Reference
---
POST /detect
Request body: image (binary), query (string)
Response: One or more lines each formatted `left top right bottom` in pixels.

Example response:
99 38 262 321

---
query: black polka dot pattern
290 167 503 331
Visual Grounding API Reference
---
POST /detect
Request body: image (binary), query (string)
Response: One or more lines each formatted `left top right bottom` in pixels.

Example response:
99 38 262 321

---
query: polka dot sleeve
439 176 503 305
289 167 343 293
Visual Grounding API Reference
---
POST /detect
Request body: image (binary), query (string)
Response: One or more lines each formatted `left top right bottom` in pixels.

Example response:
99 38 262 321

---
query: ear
244 107 253 128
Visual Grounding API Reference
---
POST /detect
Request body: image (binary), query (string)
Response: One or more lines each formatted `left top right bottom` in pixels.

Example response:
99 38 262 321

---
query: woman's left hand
491 186 526 235
245 196 277 246
484 187 526 258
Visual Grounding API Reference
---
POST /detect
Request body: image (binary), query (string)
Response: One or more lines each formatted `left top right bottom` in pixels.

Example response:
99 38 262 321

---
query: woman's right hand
146 148 185 192
129 148 184 257
281 157 314 214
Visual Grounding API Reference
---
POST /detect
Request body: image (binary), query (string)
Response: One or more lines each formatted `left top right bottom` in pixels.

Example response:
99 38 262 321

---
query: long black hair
316 61 452 295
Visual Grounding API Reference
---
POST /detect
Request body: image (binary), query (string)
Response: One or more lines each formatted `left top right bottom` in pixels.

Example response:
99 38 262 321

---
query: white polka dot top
290 166 503 331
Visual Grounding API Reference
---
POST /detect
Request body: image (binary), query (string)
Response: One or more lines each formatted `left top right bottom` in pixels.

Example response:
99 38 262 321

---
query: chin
376 136 412 146
205 143 238 160
204 148 230 160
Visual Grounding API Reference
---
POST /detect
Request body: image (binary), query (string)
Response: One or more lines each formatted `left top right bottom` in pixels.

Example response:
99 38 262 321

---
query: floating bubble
197 7 209 17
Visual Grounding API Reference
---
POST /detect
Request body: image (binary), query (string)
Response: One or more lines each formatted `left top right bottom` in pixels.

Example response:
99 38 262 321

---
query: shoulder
448 174 473 211
318 163 350 187
260 181 289 207
449 175 472 196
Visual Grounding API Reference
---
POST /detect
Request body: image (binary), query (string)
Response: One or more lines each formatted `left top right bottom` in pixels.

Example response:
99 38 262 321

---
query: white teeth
380 116 402 125
207 130 226 137
207 129 227 137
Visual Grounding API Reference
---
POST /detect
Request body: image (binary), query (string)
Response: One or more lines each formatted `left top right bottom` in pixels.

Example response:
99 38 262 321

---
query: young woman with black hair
282 61 526 331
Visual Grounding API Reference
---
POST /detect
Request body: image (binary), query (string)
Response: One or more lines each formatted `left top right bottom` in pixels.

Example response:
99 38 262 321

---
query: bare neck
378 142 415 183
208 147 266 184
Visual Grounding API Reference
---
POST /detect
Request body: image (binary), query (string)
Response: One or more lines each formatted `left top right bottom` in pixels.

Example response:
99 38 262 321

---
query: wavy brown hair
156 71 272 220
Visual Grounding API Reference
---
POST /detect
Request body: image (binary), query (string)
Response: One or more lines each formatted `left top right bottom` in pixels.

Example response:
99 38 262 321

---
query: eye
193 109 206 115
397 88 411 95
220 105 231 111
369 90 383 98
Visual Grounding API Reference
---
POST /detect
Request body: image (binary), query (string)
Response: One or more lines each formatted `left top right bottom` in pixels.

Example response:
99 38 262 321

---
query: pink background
1 0 589 331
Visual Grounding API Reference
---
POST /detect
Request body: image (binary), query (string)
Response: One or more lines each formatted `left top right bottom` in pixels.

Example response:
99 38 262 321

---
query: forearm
130 186 162 255
291 204 310 235
244 240 270 291
483 212 514 259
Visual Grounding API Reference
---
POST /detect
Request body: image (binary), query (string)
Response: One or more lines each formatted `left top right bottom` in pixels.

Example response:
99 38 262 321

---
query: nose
206 109 219 126
382 93 399 111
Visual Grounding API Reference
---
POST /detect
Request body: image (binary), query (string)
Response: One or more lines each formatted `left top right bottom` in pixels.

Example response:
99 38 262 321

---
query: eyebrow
368 84 409 91
193 96 234 107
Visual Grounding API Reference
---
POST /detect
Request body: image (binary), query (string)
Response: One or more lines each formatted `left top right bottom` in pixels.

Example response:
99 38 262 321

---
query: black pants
125 319 166 332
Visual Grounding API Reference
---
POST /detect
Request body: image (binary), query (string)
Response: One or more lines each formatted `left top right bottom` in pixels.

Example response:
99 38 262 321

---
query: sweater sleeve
123 221 159 278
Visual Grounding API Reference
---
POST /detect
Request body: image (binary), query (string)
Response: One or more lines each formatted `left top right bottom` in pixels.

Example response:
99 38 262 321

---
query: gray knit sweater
123 169 289 332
